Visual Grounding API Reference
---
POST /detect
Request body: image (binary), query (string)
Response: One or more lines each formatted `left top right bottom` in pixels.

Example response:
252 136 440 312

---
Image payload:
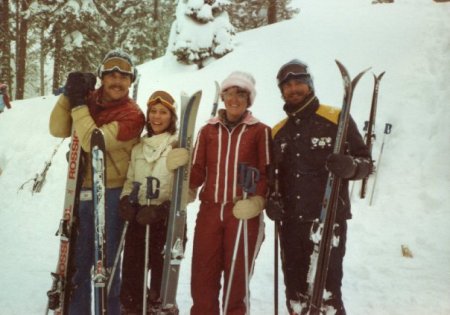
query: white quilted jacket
120 132 177 206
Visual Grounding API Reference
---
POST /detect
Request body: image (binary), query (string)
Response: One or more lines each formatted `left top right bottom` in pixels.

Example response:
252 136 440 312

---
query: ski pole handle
244 167 260 195
363 120 369 132
384 123 392 135
238 163 260 196
129 181 141 204
238 163 249 192
146 176 160 204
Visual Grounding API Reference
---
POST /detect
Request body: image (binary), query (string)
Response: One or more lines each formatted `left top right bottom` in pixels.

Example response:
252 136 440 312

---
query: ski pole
369 123 392 206
107 181 141 295
132 73 141 101
224 163 259 315
273 163 281 315
143 176 160 315
18 138 65 194
274 222 280 315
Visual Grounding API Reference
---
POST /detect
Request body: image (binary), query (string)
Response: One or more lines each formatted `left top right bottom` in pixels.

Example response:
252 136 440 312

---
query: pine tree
169 0 235 69
228 0 266 32
228 0 299 32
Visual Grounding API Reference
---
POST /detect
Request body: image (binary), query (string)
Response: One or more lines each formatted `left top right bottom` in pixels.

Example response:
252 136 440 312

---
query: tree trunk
15 0 31 100
52 25 63 93
153 0 159 59
39 27 45 96
0 0 12 96
267 0 277 24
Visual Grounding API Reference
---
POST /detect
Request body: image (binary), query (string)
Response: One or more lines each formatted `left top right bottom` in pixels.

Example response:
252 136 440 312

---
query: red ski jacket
190 110 272 204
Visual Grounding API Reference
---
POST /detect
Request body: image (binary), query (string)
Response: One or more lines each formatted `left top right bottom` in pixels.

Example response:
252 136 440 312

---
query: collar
209 109 260 127
89 86 131 109
283 94 319 120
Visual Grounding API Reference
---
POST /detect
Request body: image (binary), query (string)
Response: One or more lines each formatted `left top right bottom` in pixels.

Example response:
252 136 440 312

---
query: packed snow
0 0 449 314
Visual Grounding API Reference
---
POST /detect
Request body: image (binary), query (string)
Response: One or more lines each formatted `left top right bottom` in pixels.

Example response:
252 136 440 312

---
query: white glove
166 148 189 171
232 195 265 220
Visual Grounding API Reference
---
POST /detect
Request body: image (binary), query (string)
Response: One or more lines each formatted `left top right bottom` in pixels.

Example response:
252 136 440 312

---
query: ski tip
352 67 371 89
374 71 386 81
194 90 202 98
335 59 344 68
335 60 351 88
335 59 347 75
215 81 220 90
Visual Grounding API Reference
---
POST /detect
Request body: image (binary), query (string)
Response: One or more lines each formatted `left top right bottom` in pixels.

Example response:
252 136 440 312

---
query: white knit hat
220 71 256 106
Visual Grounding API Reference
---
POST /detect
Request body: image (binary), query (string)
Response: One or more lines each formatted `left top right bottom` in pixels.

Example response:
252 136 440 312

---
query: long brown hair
146 110 177 136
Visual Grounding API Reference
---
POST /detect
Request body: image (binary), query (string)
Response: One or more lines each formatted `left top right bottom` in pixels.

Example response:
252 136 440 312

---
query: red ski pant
190 201 264 315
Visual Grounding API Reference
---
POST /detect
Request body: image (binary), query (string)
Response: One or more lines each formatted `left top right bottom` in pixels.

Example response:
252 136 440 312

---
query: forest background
0 0 298 100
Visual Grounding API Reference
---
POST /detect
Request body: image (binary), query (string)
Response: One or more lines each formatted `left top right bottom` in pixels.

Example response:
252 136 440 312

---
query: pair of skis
158 90 202 314
359 71 385 199
303 61 369 315
45 128 110 315
352 71 393 206
45 128 83 315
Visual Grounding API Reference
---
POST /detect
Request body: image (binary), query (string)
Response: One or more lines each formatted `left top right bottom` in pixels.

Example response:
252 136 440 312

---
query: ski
306 61 369 315
46 129 83 315
360 71 385 199
91 128 108 315
159 90 202 314
210 81 220 118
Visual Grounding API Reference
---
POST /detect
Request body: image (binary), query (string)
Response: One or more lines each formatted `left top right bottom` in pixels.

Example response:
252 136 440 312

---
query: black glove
326 153 357 179
136 201 170 225
64 72 96 108
119 196 138 222
266 193 285 221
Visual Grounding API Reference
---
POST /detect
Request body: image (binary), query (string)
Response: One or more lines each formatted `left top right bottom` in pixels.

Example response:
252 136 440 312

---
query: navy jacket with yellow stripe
271 95 371 222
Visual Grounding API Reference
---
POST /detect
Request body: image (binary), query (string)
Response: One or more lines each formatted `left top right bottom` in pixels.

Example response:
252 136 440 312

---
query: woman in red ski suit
189 71 272 315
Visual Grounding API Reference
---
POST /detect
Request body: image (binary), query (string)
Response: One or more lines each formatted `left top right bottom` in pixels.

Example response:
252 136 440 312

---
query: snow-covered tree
117 0 175 63
168 0 235 69
28 1 107 91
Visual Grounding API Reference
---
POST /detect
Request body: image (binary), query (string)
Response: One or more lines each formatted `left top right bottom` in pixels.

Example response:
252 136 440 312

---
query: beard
283 91 312 112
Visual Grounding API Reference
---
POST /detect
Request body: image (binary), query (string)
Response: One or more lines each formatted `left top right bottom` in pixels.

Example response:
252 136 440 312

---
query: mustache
286 91 307 98
107 84 125 90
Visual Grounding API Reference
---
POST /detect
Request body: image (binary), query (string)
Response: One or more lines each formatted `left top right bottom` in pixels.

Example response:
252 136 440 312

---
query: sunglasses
100 57 134 76
221 89 249 101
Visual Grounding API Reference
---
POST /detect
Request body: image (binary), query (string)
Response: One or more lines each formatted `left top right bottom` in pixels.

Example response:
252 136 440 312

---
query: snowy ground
0 0 449 314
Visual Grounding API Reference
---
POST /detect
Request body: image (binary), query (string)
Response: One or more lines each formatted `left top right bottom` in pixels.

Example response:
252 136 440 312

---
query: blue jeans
68 188 124 315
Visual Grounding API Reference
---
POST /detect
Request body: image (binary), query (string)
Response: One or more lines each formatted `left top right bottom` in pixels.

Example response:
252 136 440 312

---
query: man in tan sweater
49 49 145 315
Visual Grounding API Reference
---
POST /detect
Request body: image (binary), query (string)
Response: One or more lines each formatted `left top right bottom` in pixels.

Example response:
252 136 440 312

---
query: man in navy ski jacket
266 59 372 315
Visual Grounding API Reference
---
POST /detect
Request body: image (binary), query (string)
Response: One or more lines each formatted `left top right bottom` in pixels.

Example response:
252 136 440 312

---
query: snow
1 0 449 314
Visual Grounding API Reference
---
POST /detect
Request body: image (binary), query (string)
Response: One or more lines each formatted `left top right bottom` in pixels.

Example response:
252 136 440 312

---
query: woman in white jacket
118 91 187 314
